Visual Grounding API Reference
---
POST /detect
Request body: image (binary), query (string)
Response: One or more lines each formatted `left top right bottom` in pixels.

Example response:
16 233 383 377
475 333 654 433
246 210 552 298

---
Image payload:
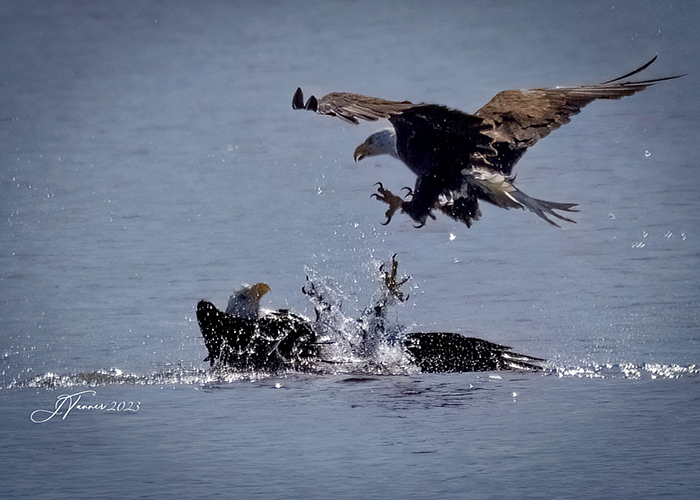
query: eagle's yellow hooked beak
250 283 271 299
354 143 369 162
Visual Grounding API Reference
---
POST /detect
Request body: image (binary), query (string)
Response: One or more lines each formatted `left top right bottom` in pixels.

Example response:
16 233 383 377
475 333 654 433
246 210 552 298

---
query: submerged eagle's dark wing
197 300 256 366
404 332 544 372
474 56 684 175
293 87 418 124
196 300 319 370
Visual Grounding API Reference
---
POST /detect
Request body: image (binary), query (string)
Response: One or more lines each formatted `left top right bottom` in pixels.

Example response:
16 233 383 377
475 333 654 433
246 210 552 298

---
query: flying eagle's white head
353 128 399 162
225 282 271 320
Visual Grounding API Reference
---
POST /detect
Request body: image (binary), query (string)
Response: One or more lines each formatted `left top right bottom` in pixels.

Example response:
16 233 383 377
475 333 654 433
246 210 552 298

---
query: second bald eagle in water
293 56 682 228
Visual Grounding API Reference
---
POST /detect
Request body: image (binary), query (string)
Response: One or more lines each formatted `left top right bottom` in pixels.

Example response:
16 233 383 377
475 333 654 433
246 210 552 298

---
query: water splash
548 362 698 380
5 365 273 390
302 265 417 375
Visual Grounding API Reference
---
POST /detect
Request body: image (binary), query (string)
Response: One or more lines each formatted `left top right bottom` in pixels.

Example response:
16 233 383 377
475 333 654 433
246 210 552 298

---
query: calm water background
1 0 699 498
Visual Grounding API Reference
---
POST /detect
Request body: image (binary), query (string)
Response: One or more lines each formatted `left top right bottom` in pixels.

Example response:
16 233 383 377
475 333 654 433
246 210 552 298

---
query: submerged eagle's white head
353 128 399 162
225 282 271 320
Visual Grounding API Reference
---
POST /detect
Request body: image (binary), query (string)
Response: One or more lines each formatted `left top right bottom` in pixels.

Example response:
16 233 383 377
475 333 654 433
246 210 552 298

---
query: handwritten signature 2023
30 390 140 423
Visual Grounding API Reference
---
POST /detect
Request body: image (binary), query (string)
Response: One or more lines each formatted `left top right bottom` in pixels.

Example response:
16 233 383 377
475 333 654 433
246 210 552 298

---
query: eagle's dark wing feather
474 56 684 175
293 88 418 124
404 332 544 372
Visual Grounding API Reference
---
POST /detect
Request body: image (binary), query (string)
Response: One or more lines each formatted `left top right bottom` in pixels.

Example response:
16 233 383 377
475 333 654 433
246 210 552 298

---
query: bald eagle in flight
293 56 682 228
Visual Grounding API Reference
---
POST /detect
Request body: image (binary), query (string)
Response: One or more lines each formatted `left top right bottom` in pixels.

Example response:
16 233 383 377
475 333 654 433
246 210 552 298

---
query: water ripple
4 361 698 391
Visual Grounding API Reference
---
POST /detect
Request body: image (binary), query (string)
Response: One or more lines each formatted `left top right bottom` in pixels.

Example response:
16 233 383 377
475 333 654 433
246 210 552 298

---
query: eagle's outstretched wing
293 87 418 124
474 56 685 175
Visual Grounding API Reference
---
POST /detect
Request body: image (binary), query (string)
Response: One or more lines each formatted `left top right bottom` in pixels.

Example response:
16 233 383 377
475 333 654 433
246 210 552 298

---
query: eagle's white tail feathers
460 168 578 227
507 188 579 227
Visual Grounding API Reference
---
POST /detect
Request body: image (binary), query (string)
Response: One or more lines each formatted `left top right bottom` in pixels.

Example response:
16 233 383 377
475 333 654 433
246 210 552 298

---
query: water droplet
608 213 615 220
644 150 651 157
449 233 456 241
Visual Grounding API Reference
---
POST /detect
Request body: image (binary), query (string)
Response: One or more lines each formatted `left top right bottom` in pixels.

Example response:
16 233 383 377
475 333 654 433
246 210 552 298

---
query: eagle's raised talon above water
371 182 405 226
380 253 410 303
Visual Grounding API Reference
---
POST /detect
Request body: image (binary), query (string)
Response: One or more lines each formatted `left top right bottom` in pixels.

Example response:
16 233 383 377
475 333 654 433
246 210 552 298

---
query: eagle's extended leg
379 254 410 302
371 182 405 225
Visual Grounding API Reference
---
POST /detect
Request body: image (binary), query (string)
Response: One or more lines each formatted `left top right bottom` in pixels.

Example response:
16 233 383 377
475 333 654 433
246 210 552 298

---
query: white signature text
30 390 140 423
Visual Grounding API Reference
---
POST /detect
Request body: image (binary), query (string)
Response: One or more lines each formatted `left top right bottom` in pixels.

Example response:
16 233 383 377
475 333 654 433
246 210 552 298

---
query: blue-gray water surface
1 1 699 498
